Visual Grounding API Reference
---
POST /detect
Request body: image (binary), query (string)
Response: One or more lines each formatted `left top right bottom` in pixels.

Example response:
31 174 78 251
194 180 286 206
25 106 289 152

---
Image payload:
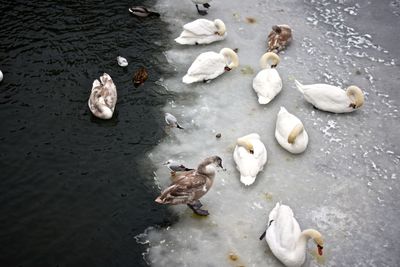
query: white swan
183 48 239 84
275 107 308 154
233 133 267 186
88 73 117 120
260 203 324 267
295 80 364 113
252 52 282 104
0 70 3 82
175 19 226 45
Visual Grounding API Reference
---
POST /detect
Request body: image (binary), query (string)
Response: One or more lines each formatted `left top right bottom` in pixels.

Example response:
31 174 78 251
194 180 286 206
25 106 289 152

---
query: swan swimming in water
88 73 117 120
260 203 324 267
182 47 239 84
252 52 282 104
233 133 267 186
128 6 160 17
295 80 364 113
175 19 226 45
275 107 308 154
155 156 223 216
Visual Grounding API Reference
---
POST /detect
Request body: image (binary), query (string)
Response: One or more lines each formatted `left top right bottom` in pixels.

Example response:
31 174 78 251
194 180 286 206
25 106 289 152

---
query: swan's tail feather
258 95 272 105
240 175 256 186
294 79 304 94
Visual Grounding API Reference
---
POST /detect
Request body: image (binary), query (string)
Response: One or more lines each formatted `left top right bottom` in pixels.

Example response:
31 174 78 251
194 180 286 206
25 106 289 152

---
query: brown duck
155 156 223 216
132 67 148 88
267 24 292 53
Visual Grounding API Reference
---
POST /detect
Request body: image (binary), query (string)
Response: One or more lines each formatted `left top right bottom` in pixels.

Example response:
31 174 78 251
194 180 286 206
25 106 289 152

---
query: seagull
163 160 194 172
165 113 184 129
117 56 128 67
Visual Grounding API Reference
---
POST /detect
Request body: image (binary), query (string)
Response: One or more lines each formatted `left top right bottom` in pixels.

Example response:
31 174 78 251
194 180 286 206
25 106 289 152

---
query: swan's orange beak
317 244 323 256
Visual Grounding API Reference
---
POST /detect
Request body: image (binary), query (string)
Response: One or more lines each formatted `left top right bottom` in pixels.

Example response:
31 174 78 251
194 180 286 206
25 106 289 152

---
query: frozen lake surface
138 0 400 266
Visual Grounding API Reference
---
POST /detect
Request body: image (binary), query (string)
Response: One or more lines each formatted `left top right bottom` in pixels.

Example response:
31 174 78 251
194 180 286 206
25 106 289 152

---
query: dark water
0 1 174 266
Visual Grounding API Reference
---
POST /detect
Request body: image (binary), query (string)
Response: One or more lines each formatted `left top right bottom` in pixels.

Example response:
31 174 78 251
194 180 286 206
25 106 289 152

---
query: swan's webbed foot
203 3 210 8
195 4 208 15
188 201 209 216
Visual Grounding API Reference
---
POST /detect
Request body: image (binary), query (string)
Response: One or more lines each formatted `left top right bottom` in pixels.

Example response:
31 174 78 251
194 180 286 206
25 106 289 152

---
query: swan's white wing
253 69 282 104
183 52 226 83
271 204 301 251
301 84 351 112
183 19 216 35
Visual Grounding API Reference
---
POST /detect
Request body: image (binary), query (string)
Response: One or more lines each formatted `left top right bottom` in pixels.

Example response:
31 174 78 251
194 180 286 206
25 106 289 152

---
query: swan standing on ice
191 0 212 15
155 156 223 216
260 203 324 267
182 47 239 84
175 19 226 45
88 73 117 120
117 56 128 67
295 80 364 113
252 52 282 104
233 133 267 186
275 107 308 154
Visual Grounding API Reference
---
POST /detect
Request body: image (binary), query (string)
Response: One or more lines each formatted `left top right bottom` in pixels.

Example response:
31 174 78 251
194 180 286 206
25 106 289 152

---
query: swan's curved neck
288 123 304 144
220 48 239 69
346 86 364 108
96 103 113 119
294 229 322 253
260 52 280 69
237 137 253 153
214 19 226 35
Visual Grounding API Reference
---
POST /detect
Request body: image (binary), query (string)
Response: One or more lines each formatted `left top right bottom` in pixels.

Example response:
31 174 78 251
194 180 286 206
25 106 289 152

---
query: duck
117 56 128 67
0 70 3 82
275 107 308 154
132 67 148 88
252 52 282 104
88 73 117 120
191 0 212 15
233 133 267 186
155 156 223 216
294 80 364 113
128 6 160 17
175 19 226 45
267 25 292 53
182 47 239 84
165 112 184 129
260 203 324 267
